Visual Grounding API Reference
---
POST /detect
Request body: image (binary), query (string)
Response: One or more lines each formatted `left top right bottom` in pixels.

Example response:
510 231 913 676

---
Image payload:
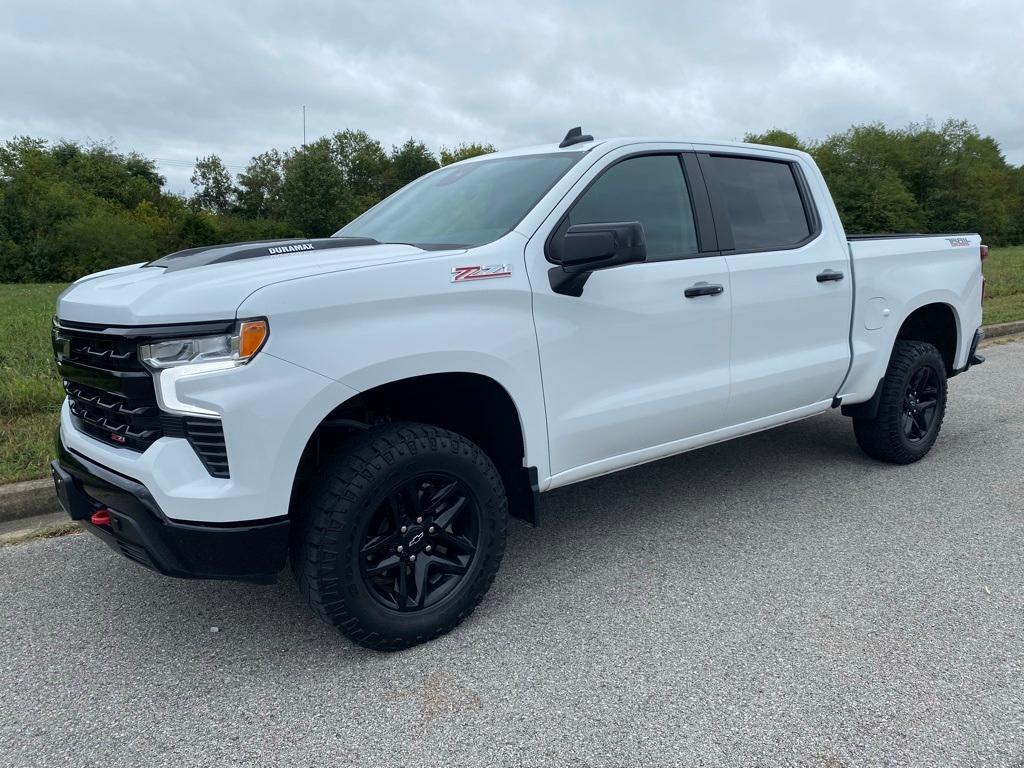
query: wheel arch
843 299 960 420
289 371 540 526
895 300 960 374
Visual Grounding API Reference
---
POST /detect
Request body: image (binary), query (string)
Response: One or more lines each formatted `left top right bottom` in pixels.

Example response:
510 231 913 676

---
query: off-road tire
291 422 507 651
853 340 948 464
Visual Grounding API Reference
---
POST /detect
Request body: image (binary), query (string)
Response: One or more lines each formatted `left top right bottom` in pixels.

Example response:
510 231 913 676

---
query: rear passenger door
696 150 853 424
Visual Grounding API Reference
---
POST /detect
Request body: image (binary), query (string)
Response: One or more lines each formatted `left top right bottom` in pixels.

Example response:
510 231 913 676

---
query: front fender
236 240 550 483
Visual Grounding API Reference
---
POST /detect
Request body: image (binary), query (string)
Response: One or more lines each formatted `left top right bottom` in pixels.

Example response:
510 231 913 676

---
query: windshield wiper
331 234 380 244
333 235 470 251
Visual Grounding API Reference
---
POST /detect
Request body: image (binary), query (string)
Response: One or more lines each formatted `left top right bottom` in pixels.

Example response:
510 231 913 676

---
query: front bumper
52 440 289 584
56 351 358 525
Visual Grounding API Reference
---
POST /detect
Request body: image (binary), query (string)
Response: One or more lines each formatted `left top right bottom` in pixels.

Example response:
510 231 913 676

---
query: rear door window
704 156 812 251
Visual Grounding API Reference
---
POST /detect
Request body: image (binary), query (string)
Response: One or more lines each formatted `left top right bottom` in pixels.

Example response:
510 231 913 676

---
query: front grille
55 322 164 452
54 319 231 478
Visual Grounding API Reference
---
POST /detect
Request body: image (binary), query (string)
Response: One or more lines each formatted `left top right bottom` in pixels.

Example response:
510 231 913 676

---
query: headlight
139 319 268 370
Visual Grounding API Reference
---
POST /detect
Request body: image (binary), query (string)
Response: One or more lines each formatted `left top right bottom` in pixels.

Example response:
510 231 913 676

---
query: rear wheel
853 340 948 464
291 422 507 650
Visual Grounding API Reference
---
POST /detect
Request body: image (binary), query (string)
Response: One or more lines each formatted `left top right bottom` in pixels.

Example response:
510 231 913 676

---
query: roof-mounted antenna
559 126 594 148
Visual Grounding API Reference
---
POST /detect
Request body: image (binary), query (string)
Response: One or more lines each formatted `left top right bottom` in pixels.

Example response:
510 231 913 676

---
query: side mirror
549 221 647 296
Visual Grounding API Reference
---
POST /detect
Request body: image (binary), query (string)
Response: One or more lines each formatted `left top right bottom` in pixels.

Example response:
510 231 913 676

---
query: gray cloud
3 0 1021 193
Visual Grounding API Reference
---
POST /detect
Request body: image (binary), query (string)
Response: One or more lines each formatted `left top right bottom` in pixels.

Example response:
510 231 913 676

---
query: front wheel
853 340 948 464
291 423 507 651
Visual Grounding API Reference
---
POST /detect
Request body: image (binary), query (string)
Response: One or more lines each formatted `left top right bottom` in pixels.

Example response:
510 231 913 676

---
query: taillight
980 242 988 304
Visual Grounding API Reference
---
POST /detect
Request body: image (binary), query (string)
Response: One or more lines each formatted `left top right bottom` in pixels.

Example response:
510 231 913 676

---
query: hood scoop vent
148 237 380 272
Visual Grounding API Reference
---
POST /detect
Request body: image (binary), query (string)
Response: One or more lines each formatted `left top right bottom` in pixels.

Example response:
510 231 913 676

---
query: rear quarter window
706 156 812 251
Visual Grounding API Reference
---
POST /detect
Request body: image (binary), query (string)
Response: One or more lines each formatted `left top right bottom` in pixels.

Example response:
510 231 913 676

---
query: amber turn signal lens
238 320 268 359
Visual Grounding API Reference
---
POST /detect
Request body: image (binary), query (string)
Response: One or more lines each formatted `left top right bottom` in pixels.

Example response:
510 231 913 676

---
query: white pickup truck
51 128 986 649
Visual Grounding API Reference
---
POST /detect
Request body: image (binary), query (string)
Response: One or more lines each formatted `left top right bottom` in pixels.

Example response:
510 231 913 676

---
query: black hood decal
147 237 381 272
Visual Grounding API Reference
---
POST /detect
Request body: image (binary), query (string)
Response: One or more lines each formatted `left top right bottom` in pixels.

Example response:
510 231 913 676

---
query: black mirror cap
549 221 647 296
561 222 647 272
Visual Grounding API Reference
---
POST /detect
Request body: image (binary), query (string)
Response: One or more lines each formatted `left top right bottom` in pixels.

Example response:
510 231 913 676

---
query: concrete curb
0 479 56 523
1 319 1022 526
982 319 1024 339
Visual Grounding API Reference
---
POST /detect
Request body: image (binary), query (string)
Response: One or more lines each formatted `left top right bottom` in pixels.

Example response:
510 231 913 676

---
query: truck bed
846 232 976 241
838 231 984 406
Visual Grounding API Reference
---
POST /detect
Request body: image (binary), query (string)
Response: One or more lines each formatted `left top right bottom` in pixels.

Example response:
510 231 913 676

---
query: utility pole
302 105 306 147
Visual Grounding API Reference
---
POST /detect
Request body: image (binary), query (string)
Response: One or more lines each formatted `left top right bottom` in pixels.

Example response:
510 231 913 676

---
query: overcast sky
3 0 1021 193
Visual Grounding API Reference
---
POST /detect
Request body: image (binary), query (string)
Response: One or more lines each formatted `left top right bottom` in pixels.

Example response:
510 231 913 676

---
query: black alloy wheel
359 474 481 612
901 365 940 443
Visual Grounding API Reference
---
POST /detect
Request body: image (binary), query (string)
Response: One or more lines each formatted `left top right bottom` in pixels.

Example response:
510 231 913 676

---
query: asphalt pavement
2 339 1023 767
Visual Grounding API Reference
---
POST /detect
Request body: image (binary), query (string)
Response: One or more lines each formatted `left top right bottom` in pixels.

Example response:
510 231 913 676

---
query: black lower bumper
53 439 289 584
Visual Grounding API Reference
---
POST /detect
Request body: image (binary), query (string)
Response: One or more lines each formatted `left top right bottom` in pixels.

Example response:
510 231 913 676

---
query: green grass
0 246 1022 484
0 521 81 547
0 284 65 483
983 246 1024 325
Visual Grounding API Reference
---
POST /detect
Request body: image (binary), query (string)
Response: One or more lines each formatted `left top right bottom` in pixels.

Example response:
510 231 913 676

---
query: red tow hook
90 508 112 527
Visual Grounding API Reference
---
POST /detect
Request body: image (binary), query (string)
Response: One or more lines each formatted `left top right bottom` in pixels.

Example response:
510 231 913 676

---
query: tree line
0 120 1020 282
0 132 494 282
745 120 1023 244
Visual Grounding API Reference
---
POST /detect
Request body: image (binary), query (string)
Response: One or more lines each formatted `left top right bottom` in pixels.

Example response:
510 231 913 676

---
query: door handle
684 282 725 298
817 269 844 283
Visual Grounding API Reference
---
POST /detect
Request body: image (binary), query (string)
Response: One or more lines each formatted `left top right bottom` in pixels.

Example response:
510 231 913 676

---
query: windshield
335 152 583 248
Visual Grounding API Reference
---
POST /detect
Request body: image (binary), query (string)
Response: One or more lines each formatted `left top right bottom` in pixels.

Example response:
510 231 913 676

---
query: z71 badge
451 264 512 282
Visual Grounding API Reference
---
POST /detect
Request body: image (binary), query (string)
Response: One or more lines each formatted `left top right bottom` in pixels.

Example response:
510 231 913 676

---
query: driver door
527 150 733 484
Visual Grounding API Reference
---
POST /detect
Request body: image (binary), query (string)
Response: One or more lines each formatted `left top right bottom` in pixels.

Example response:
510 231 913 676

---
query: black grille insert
69 335 139 371
183 418 230 478
64 380 163 451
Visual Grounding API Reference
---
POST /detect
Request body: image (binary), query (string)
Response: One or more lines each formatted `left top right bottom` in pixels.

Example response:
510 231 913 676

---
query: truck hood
57 237 461 326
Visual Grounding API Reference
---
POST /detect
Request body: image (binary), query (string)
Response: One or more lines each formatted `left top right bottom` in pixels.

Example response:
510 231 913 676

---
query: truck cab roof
453 133 810 165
